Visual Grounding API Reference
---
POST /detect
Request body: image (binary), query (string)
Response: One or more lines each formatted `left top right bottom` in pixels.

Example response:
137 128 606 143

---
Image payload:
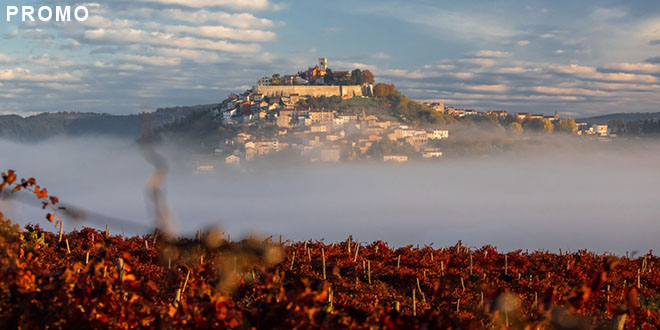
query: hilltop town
186 58 617 172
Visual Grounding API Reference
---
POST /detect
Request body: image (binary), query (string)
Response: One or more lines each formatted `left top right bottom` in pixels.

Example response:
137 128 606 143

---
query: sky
1 0 660 116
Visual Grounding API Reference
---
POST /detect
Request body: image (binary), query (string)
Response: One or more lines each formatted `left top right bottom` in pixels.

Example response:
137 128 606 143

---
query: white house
430 130 449 140
257 76 272 86
225 155 240 166
592 124 609 137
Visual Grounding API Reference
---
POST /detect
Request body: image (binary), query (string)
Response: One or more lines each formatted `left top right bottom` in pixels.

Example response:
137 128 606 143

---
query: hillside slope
0 105 218 141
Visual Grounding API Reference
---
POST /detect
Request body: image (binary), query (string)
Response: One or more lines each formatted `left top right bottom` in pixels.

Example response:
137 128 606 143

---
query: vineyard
2 170 660 329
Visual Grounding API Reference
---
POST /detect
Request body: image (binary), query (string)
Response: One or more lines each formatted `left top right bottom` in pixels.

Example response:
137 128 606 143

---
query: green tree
555 118 578 134
366 139 417 159
350 69 364 85
626 121 640 136
271 73 281 85
615 119 625 133
324 69 335 85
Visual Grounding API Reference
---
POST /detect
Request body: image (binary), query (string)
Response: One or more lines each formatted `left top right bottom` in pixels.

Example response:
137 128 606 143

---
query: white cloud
465 84 508 92
162 25 277 42
603 62 660 73
120 55 181 66
135 0 282 11
454 72 473 79
117 64 145 71
531 86 611 97
517 40 529 46
146 47 224 64
474 50 511 58
83 28 260 53
460 58 497 67
0 68 82 82
550 64 658 83
371 52 391 60
156 9 283 29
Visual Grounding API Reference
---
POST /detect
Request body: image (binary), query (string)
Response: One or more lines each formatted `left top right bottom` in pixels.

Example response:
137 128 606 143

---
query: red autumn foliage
1 169 659 329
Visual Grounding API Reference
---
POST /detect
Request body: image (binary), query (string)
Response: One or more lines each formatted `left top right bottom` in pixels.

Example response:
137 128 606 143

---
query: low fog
1 136 659 255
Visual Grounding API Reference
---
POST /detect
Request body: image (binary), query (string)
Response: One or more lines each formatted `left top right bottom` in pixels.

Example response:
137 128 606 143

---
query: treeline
0 106 214 142
607 118 660 136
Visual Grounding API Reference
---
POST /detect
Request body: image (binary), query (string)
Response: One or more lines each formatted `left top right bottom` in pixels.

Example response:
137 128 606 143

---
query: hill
0 105 217 141
579 112 660 125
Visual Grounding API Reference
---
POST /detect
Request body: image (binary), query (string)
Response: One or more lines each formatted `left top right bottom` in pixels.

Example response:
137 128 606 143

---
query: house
515 112 530 121
412 132 428 144
309 110 335 123
326 134 341 141
592 124 609 136
257 77 272 86
446 107 464 117
289 94 300 105
364 127 385 135
429 130 449 140
393 128 415 140
333 117 346 126
245 147 257 160
362 115 379 125
311 125 328 133
277 110 295 127
321 148 341 163
487 110 508 117
422 148 443 158
370 121 391 129
195 165 214 174
339 114 358 122
426 102 445 112
236 133 251 144
333 71 350 81
297 116 312 126
225 155 240 166
383 155 408 163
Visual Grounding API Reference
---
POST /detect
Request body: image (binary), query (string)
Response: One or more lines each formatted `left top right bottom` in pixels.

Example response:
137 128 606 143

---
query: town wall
254 85 371 98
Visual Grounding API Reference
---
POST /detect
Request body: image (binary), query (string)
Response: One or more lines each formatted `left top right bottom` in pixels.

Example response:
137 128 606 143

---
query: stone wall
254 85 371 98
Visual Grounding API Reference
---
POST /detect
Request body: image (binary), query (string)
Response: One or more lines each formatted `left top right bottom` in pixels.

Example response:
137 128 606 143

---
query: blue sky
1 0 660 116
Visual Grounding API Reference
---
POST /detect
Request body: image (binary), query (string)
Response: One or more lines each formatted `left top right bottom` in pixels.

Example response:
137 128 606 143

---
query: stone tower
319 57 328 71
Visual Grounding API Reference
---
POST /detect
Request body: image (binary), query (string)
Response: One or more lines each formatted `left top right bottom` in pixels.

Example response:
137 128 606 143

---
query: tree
508 122 523 134
271 73 281 85
615 119 625 133
523 118 554 133
324 69 335 85
373 83 395 97
626 120 640 136
362 70 375 84
554 118 578 134
350 69 364 85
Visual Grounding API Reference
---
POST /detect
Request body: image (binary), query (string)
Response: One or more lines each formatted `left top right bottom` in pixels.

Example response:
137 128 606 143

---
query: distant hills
579 112 660 125
0 104 217 141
